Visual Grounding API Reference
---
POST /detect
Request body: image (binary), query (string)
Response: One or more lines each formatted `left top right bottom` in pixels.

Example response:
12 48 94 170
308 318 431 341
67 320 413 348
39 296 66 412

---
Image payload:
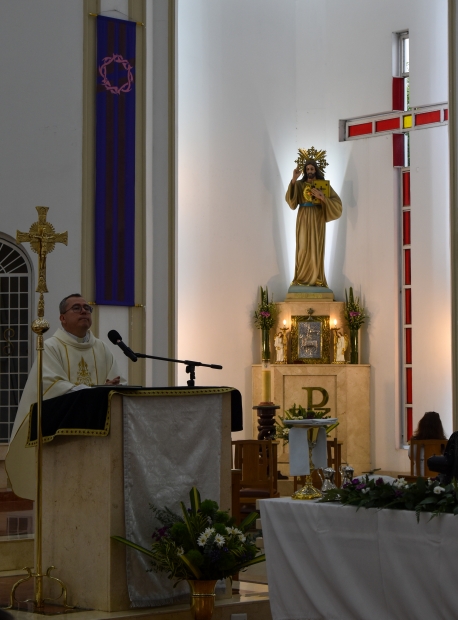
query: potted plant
253 286 278 362
113 487 265 619
344 287 367 364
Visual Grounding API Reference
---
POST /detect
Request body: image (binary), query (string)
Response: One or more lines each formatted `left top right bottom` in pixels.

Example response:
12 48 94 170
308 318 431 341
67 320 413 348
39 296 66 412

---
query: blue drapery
95 15 136 306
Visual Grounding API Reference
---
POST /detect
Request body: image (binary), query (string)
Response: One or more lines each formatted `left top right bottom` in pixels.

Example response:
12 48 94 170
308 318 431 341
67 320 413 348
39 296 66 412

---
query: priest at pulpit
6 293 125 500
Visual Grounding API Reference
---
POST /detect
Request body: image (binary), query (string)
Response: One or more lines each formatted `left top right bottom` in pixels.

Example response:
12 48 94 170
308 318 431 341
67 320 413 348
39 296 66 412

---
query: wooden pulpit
40 388 234 611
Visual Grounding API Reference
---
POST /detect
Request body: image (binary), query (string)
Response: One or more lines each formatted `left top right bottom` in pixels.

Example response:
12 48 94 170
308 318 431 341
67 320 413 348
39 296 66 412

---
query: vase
188 580 218 620
349 329 359 364
261 328 271 362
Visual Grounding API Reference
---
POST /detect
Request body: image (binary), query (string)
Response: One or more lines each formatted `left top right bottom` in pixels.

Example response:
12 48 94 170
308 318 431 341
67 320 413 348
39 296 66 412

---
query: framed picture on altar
290 315 331 364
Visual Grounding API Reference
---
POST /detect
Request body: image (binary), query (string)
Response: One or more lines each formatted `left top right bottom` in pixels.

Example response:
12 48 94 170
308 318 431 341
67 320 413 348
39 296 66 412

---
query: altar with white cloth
260 497 458 620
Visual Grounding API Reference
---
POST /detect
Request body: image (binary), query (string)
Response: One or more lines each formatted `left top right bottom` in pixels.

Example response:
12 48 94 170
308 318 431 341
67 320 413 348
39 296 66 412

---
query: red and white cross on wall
340 79 447 165
339 78 448 444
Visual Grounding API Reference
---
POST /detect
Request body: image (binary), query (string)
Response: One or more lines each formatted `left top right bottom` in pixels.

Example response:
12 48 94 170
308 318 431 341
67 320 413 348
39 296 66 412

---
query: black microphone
108 330 138 362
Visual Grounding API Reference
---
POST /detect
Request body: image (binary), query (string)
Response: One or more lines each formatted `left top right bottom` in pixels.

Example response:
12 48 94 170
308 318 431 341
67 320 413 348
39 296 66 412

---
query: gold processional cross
17 206 68 331
17 205 68 293
9 206 70 611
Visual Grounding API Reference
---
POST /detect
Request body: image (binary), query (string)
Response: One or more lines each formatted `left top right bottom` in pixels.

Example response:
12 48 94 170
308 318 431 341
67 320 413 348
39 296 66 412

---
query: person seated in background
408 411 448 476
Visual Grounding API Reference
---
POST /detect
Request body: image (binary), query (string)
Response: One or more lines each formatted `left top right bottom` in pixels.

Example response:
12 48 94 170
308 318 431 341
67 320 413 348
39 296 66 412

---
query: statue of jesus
285 150 342 288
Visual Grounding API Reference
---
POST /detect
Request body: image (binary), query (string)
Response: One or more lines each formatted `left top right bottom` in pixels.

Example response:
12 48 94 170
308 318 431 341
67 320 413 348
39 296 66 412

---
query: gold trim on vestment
92 348 99 384
64 343 70 377
42 378 63 397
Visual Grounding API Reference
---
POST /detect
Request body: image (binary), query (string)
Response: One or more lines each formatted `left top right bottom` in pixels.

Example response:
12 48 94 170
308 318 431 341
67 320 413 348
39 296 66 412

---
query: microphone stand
134 352 222 387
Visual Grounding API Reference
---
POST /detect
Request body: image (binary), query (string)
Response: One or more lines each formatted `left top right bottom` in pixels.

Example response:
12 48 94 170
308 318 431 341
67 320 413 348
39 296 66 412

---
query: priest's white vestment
6 328 122 499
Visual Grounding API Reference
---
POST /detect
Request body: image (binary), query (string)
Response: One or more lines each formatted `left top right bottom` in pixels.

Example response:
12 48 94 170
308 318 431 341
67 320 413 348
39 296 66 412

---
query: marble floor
0 570 270 619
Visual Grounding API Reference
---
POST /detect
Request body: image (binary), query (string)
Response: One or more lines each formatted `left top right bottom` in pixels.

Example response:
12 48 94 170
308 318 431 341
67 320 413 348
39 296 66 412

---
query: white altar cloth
260 497 458 620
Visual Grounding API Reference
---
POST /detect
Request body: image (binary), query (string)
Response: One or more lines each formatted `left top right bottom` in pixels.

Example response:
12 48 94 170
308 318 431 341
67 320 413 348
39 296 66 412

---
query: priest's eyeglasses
62 304 93 314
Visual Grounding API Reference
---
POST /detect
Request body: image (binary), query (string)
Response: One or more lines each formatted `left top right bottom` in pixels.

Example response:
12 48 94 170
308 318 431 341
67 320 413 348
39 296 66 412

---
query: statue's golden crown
295 147 328 174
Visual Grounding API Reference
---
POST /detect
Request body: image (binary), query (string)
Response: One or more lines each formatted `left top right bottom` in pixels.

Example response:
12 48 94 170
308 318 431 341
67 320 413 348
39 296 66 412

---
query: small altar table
260 497 458 620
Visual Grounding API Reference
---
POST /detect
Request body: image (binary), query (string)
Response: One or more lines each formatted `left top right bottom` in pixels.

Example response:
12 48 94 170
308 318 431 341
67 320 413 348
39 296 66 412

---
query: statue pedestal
252 363 371 475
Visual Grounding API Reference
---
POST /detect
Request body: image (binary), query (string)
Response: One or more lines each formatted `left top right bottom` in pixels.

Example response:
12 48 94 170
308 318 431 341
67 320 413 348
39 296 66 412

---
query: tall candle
261 367 271 403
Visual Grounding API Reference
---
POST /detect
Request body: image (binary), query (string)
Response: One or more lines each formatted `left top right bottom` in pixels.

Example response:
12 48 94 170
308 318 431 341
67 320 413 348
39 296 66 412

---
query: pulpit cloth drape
123 393 226 607
260 498 458 620
26 385 242 444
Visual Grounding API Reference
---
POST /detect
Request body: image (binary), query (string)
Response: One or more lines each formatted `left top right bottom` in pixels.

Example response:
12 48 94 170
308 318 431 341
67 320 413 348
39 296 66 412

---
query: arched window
0 235 33 443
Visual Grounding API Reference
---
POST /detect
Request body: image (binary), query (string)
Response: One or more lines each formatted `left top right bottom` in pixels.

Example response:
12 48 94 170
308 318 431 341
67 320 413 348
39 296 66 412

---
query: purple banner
95 15 136 306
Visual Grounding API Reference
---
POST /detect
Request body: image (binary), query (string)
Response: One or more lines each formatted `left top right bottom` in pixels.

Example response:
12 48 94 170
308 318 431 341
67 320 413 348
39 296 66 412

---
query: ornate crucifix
17 206 68 296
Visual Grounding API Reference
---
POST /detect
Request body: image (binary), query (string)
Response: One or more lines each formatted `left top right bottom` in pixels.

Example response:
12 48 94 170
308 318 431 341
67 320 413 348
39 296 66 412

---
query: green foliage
200 499 218 517
344 286 367 330
187 549 204 567
189 487 201 515
113 486 265 585
253 286 278 330
320 475 458 522
275 403 338 444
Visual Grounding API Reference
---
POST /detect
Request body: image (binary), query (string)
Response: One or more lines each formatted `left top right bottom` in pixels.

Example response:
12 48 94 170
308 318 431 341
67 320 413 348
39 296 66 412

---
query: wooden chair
327 437 343 487
410 438 447 477
232 440 280 513
293 438 343 491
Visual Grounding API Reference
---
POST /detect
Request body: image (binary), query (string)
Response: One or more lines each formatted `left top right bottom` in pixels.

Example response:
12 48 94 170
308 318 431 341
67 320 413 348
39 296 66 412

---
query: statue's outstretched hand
292 167 301 183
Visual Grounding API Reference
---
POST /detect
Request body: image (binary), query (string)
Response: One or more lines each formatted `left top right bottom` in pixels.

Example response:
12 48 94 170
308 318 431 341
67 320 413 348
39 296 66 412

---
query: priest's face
60 295 92 337
305 164 316 180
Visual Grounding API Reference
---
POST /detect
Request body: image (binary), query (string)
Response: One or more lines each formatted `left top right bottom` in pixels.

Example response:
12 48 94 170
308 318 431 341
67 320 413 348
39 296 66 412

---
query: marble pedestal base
252 364 371 475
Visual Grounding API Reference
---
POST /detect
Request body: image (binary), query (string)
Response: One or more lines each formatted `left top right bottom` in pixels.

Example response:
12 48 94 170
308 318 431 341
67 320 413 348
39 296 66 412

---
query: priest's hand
105 376 120 385
292 167 301 183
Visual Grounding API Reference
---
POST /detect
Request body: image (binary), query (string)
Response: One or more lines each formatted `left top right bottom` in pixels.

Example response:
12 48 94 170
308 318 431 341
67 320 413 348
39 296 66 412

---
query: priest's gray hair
59 293 83 315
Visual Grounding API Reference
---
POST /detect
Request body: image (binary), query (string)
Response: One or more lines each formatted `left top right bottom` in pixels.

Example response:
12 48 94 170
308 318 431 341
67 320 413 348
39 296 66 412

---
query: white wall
0 1 84 333
411 127 451 437
177 0 297 425
177 0 450 469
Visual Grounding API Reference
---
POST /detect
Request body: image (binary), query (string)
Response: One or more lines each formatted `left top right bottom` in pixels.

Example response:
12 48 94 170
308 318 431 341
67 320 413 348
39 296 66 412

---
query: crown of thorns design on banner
99 53 134 95
295 147 328 174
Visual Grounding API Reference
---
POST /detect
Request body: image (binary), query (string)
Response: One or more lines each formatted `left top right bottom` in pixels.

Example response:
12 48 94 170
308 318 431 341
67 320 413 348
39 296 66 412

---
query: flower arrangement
253 286 278 330
275 403 339 443
319 475 458 522
113 487 265 584
344 287 366 330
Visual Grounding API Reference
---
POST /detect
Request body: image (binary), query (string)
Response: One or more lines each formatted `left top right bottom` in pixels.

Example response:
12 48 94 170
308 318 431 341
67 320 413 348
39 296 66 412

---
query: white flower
361 487 370 494
427 478 435 486
238 533 246 542
434 486 445 495
204 527 215 536
393 478 408 489
214 534 225 548
226 526 240 536
176 546 184 556
197 533 209 547
284 428 290 436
